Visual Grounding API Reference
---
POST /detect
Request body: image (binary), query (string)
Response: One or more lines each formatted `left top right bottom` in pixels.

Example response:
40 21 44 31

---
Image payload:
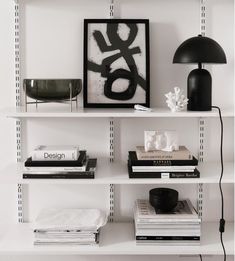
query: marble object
144 130 179 152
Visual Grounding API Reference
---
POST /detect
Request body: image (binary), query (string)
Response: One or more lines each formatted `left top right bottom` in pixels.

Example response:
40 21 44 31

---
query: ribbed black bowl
149 188 179 213
24 79 82 101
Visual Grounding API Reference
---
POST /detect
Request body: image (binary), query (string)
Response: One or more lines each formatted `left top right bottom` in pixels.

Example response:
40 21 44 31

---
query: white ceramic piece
165 87 188 112
144 130 179 152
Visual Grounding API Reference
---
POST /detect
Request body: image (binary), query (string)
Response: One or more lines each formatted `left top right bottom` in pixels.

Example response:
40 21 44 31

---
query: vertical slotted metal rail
198 119 205 219
109 0 114 19
108 0 115 223
109 119 115 222
197 0 206 220
14 0 24 223
200 0 206 37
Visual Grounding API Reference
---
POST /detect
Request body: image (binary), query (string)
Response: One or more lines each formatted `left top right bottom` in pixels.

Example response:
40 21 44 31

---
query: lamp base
187 68 212 111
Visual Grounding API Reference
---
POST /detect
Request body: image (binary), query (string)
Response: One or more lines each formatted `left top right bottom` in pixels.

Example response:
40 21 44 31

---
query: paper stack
33 208 108 246
134 199 201 245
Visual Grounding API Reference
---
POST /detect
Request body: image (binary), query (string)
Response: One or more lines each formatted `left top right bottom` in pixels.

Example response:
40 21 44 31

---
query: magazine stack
128 146 199 179
33 208 108 246
134 199 201 245
23 145 97 179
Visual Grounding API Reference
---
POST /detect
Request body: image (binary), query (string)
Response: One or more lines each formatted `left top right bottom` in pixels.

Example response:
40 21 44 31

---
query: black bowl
24 79 82 101
149 188 179 213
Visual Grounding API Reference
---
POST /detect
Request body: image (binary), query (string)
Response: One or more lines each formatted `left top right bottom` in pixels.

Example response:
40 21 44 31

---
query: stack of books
128 146 199 179
33 208 108 246
134 199 201 245
23 145 97 179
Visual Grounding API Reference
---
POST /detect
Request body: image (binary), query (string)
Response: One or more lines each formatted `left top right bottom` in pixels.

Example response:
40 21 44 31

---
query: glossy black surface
24 79 82 101
149 188 179 213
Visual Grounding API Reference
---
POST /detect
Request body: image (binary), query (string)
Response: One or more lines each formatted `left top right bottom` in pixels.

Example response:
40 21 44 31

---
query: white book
136 241 200 246
32 145 79 161
134 199 200 223
132 169 195 173
132 166 196 172
24 165 86 172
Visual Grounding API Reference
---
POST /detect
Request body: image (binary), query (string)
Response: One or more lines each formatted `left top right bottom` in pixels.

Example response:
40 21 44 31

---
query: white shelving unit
2 106 234 118
0 0 233 258
0 222 233 256
0 161 234 185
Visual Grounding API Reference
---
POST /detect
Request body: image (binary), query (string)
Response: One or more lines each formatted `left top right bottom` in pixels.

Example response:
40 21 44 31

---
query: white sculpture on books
144 130 179 152
165 87 188 112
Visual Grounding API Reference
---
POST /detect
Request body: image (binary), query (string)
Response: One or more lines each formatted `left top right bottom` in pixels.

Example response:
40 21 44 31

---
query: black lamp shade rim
173 36 227 64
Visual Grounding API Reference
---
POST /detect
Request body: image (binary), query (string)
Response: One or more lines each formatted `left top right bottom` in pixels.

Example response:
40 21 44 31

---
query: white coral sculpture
165 87 188 112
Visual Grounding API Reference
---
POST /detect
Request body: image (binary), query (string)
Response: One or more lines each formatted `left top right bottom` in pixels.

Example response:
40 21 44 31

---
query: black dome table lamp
173 35 227 111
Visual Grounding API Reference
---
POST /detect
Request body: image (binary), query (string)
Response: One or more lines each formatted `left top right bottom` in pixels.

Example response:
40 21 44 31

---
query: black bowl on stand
23 79 82 112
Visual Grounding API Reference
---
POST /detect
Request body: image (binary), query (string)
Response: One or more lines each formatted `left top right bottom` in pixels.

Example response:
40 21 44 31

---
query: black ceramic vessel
149 188 179 213
24 79 82 101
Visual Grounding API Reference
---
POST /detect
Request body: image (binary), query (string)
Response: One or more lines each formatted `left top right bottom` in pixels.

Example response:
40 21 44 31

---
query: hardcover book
32 145 80 161
136 146 193 160
23 158 97 179
128 151 198 166
134 199 200 222
128 161 200 179
25 151 86 167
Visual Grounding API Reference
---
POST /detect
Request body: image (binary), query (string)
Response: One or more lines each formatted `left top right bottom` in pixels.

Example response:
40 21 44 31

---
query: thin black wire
199 254 202 261
212 106 226 261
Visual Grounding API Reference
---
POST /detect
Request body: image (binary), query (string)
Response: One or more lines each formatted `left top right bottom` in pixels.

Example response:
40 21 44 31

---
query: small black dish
149 188 179 213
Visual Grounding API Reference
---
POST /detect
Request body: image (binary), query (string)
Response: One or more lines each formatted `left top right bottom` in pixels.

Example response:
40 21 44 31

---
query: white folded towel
32 208 108 231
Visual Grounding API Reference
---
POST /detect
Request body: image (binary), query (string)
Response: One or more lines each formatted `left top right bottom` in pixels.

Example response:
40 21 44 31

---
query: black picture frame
83 19 150 108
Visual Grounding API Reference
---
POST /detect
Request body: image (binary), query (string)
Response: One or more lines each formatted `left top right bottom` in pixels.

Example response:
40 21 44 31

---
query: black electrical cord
211 106 226 261
199 254 202 261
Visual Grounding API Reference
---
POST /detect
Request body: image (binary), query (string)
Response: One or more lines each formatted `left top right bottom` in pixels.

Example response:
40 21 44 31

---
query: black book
136 236 200 241
25 151 87 167
128 161 200 179
128 151 198 166
23 158 97 179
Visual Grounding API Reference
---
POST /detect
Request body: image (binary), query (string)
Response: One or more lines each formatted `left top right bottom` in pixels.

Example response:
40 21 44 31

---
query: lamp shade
173 35 227 64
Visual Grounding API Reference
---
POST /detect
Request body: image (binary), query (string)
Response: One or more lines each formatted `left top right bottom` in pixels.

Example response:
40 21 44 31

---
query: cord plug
220 218 225 233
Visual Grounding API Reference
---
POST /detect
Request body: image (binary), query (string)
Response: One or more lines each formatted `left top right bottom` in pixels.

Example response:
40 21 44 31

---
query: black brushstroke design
88 23 146 101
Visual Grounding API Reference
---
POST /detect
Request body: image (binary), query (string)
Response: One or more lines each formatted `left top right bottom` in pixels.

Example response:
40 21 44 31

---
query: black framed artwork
83 19 150 108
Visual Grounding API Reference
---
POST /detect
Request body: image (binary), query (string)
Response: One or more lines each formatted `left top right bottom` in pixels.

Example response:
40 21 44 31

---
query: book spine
136 154 193 160
24 166 86 172
136 236 200 241
130 160 198 166
23 172 95 179
129 171 200 179
32 150 78 161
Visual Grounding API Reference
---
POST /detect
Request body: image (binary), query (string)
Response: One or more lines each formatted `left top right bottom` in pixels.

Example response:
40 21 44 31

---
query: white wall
0 0 234 260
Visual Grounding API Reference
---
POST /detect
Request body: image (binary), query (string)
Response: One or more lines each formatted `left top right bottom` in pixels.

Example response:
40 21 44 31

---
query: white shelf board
0 222 233 255
0 160 233 184
3 107 234 118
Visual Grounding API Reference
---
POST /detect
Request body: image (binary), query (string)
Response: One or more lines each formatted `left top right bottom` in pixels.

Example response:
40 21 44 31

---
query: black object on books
25 151 87 167
149 188 178 213
23 158 97 179
127 161 200 179
128 151 198 166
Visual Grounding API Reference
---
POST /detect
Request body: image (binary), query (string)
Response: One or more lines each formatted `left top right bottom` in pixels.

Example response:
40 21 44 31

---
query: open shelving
0 222 233 256
3 106 234 118
0 160 234 185
0 0 233 258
